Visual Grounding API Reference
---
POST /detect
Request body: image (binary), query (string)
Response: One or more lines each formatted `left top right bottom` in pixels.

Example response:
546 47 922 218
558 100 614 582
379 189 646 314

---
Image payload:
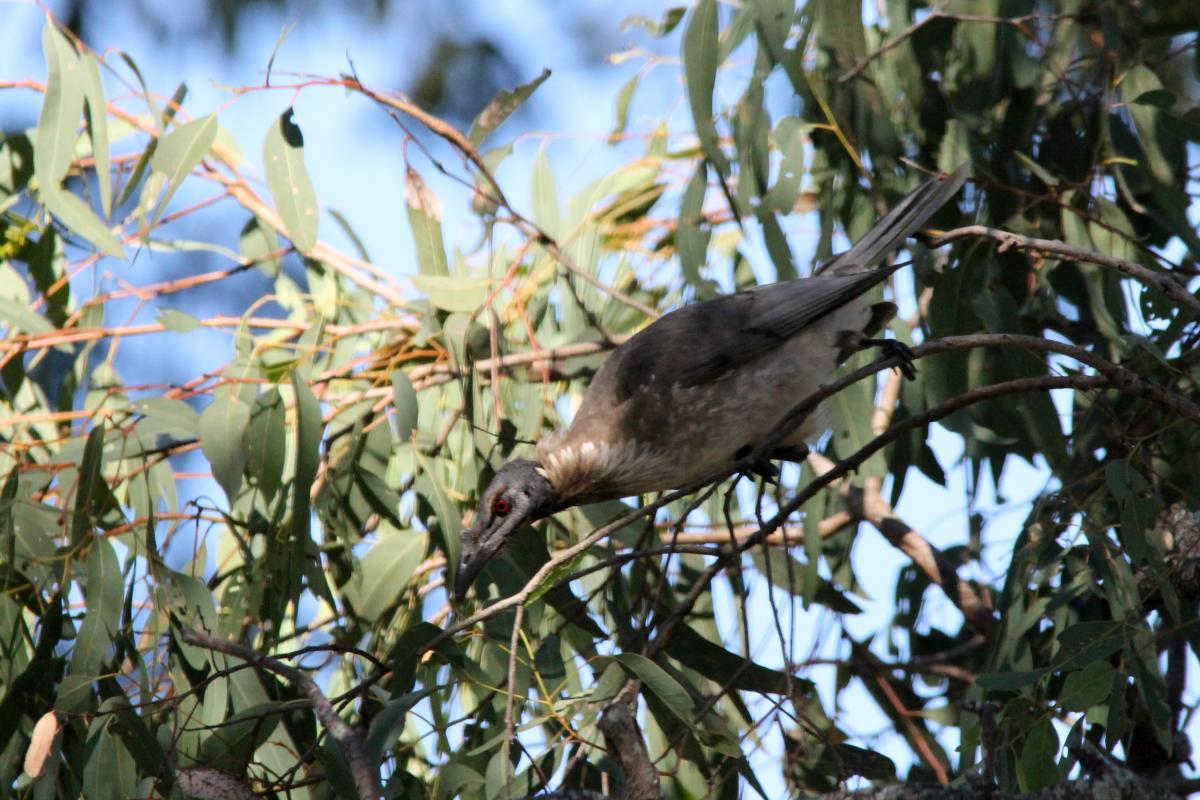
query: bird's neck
536 435 666 507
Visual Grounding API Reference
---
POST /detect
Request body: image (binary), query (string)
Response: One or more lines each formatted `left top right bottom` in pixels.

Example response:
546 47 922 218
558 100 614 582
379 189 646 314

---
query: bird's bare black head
454 459 556 602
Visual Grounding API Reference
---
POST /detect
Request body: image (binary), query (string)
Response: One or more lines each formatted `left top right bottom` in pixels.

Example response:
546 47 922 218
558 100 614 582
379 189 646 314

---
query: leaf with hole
263 108 318 253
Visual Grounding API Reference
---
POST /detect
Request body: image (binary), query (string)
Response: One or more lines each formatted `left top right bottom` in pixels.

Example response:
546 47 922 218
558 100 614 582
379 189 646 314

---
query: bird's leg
861 337 918 380
766 445 810 464
734 444 810 484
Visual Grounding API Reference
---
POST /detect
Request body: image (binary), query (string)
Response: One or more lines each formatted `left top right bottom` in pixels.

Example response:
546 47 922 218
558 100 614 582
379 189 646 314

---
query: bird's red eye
493 497 511 516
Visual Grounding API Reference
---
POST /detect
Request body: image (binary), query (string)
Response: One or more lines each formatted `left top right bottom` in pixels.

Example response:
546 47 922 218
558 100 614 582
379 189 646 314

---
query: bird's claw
747 458 779 485
863 338 917 380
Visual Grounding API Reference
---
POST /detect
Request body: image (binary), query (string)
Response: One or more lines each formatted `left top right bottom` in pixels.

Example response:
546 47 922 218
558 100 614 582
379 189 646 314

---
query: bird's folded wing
609 268 892 397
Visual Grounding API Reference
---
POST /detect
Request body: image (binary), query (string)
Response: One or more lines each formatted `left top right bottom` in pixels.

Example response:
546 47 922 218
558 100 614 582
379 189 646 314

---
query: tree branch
179 629 381 800
931 225 1200 318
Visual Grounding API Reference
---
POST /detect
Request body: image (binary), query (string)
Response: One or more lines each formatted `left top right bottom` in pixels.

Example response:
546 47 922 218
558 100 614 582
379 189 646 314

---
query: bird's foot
734 445 780 484
749 458 780 484
862 337 918 380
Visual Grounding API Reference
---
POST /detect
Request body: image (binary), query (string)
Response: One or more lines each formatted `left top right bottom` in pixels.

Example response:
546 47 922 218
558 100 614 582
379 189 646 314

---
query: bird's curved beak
453 512 524 603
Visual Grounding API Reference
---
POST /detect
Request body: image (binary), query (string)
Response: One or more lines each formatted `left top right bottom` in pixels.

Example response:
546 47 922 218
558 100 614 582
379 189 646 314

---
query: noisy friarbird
454 165 969 601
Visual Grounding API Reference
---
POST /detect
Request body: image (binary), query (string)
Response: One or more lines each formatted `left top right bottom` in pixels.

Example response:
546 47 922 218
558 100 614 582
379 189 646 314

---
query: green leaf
1060 661 1114 711
35 23 83 188
468 68 551 146
614 653 694 728
148 113 218 225
812 743 896 781
1133 88 1176 108
1121 65 1174 184
682 0 730 175
818 0 866 67
531 147 560 237
1128 625 1173 751
83 714 137 800
391 369 419 441
66 535 122 683
116 81 187 207
199 393 251 502
404 165 449 276
1014 150 1059 187
41 187 123 257
610 73 640 140
664 623 800 694
976 669 1047 691
244 389 287 503
347 529 428 622
410 274 492 313
677 163 713 295
156 307 200 332
70 425 107 546
0 297 54 337
414 455 462 577
1105 459 1160 562
291 371 322 541
1055 620 1125 670
80 53 111 217
622 8 687 37
750 549 862 613
240 215 282 275
366 686 440 759
130 396 200 439
107 698 173 789
1018 717 1059 792
263 108 318 253
197 701 283 770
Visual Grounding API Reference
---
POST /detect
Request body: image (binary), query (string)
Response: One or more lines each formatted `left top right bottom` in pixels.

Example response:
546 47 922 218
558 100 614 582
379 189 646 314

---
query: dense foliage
1 1 1199 797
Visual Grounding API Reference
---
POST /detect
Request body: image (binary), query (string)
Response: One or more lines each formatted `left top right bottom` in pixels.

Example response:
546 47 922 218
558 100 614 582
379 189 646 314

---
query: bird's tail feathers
819 164 970 276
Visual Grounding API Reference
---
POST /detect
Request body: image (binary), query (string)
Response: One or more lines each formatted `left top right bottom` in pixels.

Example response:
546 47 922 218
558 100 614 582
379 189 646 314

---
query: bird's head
454 459 556 602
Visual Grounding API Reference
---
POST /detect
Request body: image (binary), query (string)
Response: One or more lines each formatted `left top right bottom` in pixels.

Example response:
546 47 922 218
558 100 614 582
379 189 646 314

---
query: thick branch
596 682 663 800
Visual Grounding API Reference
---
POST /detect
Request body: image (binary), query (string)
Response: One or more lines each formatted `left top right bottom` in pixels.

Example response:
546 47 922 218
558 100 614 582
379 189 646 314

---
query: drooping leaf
80 53 111 217
1018 718 1060 792
410 274 492 313
404 165 450 276
468 68 551 146
34 23 83 188
263 108 318 253
1059 661 1114 712
148 113 218 225
291 371 322 541
41 187 123 256
682 0 730 175
199 393 252 503
244 388 287 503
391 369 419 441
345 528 428 622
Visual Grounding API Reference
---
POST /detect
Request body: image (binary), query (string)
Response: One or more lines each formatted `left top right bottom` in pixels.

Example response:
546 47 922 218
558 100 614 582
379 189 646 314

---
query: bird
453 165 969 601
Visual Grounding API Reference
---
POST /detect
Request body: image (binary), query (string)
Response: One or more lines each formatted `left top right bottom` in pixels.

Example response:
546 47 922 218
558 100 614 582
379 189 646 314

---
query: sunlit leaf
34 23 83 188
263 108 318 253
199 393 251 502
405 165 449 276
80 53 111 217
148 113 217 225
468 68 551 146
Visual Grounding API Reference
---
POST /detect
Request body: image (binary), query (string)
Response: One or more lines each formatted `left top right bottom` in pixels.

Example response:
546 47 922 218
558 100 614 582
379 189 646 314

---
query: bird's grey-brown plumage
455 165 968 600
